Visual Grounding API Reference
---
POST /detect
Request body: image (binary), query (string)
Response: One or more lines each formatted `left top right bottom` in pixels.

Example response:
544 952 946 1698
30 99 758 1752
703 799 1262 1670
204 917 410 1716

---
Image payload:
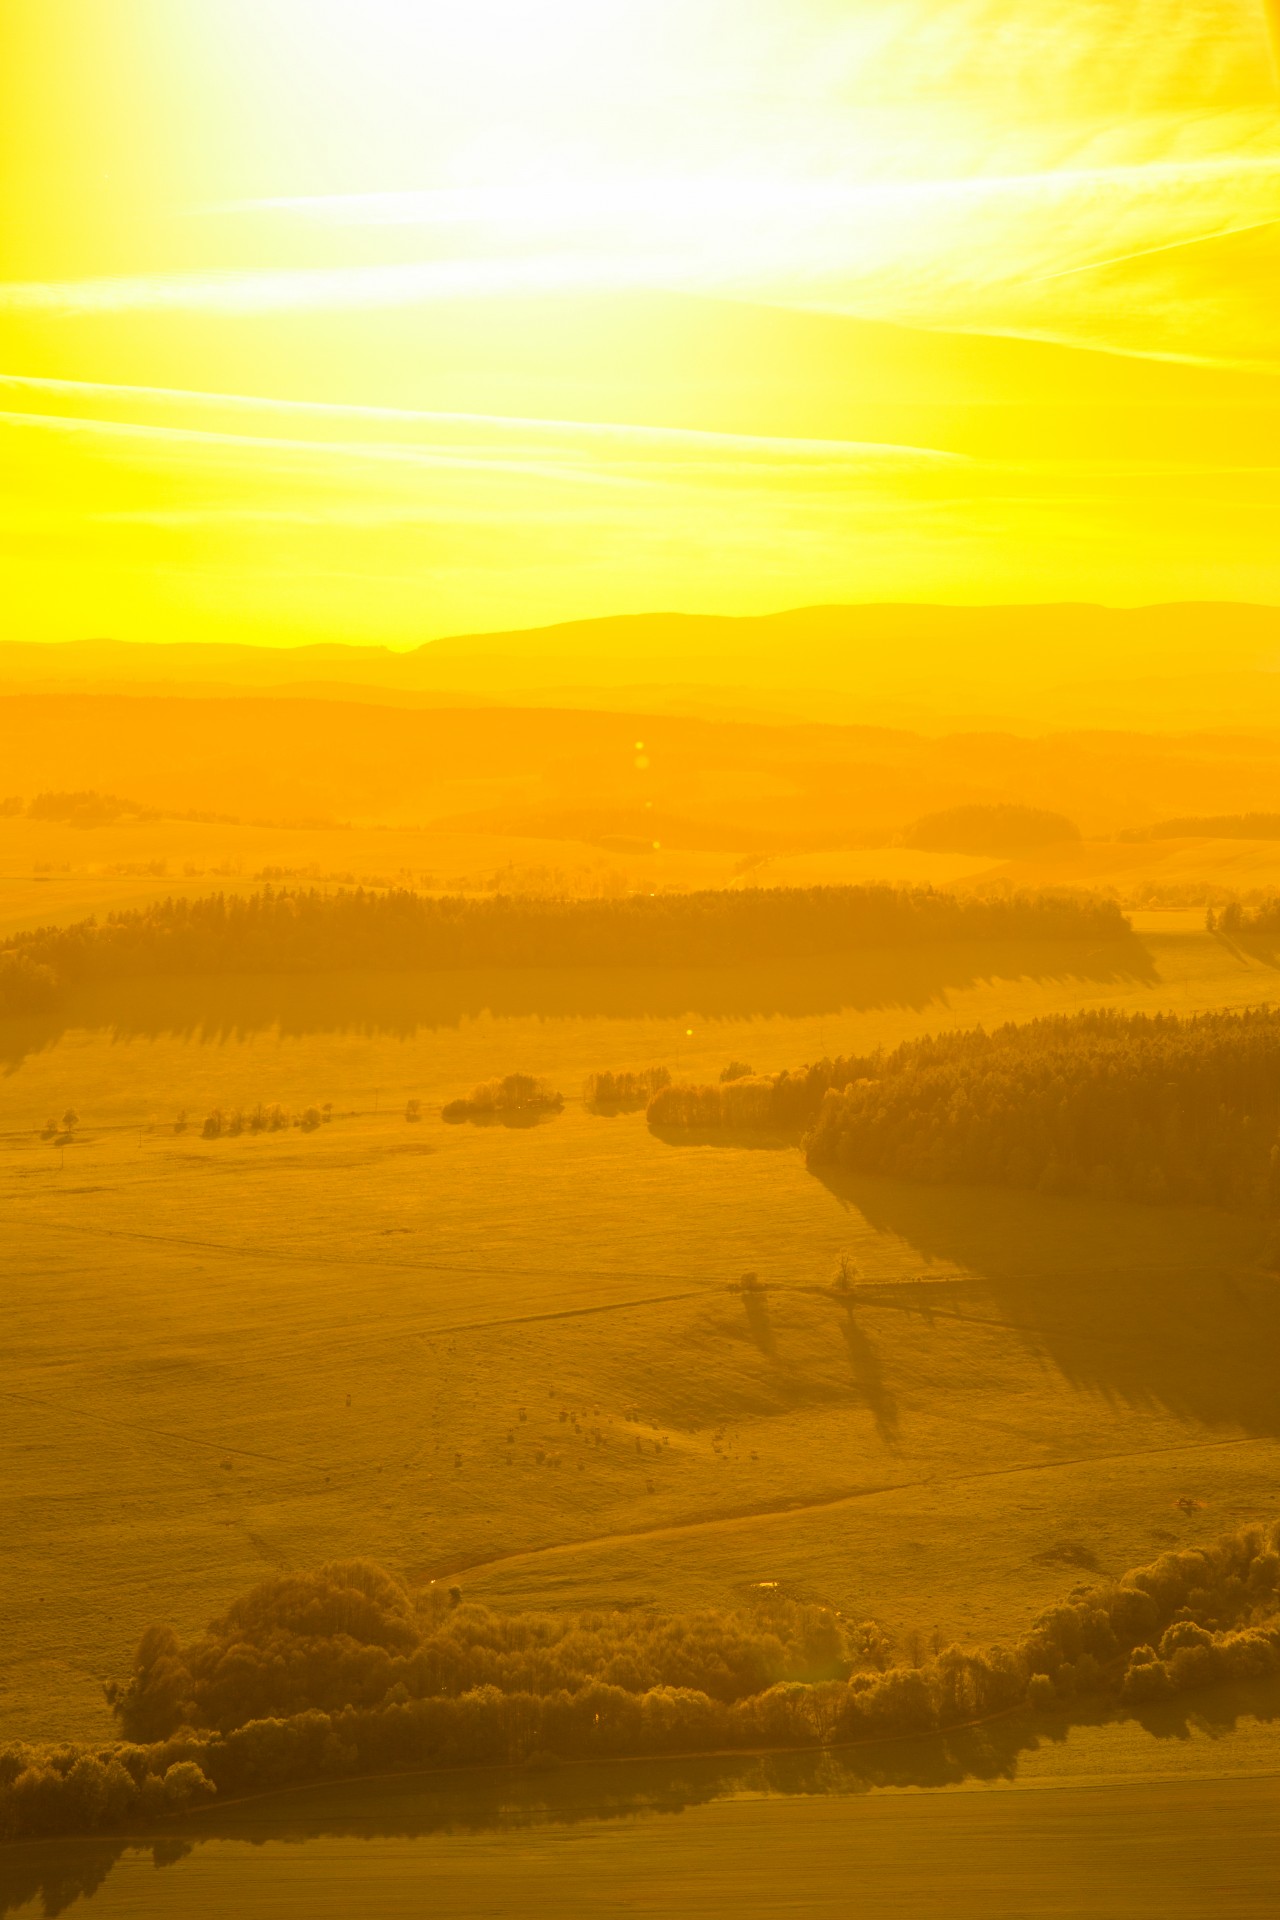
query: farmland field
5 919 1280 1748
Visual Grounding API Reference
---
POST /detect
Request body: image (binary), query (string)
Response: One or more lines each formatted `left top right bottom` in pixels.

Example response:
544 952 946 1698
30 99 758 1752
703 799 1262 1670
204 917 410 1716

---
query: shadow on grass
810 1165 1280 1439
0 936 1156 1073
5 1678 1278 1917
838 1299 901 1447
649 1124 802 1152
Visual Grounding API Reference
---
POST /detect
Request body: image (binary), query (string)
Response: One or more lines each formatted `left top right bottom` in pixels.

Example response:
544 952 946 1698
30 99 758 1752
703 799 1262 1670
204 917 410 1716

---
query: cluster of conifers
802 1008 1280 1210
0 884 1130 1017
3 1528 1277 1842
649 1008 1280 1215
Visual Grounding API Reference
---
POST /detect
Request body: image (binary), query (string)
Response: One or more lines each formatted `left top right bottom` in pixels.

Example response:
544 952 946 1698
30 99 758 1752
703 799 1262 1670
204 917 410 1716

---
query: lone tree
833 1252 859 1294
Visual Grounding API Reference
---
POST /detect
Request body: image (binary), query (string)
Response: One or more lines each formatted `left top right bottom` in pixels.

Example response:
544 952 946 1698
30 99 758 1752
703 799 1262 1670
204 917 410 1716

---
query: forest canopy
804 1006 1280 1212
0 884 1129 1016
3 1527 1277 1841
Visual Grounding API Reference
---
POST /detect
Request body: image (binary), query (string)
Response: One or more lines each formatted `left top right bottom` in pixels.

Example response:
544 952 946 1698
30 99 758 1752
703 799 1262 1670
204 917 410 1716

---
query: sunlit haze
3 0 1279 644
11 11 1280 1914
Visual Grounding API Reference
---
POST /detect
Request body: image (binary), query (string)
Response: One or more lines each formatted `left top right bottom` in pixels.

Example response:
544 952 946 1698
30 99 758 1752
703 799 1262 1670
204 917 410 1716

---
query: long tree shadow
811 1164 1280 1439
0 936 1155 1073
839 1299 901 1447
5 1678 1279 1918
739 1282 777 1355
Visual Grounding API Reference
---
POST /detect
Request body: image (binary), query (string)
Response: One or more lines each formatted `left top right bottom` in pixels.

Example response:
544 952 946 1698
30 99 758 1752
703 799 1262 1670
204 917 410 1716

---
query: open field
4 1694 1280 1918
5 919 1280 1750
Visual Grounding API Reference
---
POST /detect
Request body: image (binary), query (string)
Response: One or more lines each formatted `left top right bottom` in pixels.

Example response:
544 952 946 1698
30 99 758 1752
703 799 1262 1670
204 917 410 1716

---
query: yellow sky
2 0 1279 646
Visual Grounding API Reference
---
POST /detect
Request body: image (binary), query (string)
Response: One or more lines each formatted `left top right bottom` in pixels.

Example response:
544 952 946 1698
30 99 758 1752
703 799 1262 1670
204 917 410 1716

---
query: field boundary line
416 1429 1280 1583
3 1207 730 1290
0 1387 313 1471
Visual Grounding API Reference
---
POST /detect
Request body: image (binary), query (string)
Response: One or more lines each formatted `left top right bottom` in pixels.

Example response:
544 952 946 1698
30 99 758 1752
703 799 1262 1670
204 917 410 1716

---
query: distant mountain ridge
3 603 1280 732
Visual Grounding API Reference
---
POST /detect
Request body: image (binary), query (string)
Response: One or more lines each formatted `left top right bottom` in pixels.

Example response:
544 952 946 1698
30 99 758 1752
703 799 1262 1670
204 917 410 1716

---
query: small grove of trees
1210 898 1280 937
648 1055 877 1134
443 1074 563 1121
902 804 1080 856
2 1527 1277 1842
584 1066 671 1110
0 884 1132 1019
804 1007 1280 1212
26 790 156 827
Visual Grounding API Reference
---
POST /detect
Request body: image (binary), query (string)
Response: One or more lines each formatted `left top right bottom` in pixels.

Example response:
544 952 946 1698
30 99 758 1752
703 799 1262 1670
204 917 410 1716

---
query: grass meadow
5 920 1280 1754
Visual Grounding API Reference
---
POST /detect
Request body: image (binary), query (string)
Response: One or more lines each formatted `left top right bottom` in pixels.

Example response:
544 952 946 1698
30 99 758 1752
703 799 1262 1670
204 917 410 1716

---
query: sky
2 0 1279 647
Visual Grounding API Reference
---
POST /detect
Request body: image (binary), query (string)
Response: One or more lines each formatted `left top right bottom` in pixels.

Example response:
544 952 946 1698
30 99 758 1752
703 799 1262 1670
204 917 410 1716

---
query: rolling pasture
4 916 1280 1760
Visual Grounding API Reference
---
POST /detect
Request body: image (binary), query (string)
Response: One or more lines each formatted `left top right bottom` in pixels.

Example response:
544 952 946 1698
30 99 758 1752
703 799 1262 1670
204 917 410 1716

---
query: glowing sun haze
2 0 1278 646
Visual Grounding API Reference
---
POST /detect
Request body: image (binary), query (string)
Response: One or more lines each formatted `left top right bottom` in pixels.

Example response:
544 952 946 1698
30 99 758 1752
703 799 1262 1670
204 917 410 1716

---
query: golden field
6 918 1279 1752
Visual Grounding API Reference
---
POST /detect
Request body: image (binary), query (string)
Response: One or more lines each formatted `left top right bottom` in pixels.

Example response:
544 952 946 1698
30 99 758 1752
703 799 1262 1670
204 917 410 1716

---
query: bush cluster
0 885 1130 1017
3 1528 1277 1841
804 1007 1280 1212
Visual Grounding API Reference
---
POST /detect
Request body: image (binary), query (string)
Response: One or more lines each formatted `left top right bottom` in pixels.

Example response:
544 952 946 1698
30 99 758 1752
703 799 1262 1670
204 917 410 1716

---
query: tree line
648 1055 877 1132
3 1526 1276 1841
1125 815 1280 843
1209 899 1280 937
442 1074 563 1121
0 885 1131 1018
585 1066 672 1110
803 1007 1280 1211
